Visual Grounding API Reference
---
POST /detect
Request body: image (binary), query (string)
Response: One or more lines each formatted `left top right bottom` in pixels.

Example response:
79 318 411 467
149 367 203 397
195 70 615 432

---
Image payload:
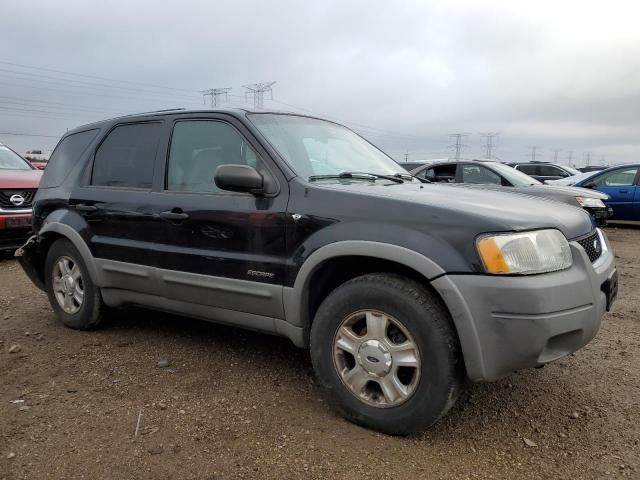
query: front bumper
432 229 616 381
584 206 612 227
0 212 33 251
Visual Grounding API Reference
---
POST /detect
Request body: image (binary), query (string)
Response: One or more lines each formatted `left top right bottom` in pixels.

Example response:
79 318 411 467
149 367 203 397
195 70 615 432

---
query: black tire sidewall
45 239 101 330
310 274 460 435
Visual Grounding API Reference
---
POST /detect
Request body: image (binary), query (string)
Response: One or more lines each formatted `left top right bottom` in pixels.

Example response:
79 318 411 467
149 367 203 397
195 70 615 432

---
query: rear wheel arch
36 223 100 285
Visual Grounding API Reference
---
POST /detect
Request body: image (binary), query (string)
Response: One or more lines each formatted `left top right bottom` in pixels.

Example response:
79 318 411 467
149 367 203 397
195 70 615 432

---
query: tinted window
516 164 537 175
38 130 98 188
537 165 566 177
462 165 502 185
166 120 263 193
91 123 161 189
593 167 639 187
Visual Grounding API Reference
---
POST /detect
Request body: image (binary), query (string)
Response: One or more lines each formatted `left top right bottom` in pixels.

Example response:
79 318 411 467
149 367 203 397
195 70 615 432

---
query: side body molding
282 240 446 328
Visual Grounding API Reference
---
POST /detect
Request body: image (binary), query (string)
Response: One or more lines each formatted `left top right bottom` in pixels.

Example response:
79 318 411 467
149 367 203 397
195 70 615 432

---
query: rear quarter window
39 129 99 188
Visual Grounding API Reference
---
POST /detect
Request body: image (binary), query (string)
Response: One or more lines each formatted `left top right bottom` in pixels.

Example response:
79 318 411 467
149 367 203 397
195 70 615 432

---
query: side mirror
582 181 596 189
215 165 264 195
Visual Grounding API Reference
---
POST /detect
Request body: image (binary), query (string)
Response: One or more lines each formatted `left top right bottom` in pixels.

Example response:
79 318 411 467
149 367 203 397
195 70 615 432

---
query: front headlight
576 196 606 208
476 229 572 275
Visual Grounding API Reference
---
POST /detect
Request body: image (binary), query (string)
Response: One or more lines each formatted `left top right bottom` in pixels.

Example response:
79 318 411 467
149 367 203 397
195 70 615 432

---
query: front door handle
619 189 629 193
159 209 189 220
74 204 97 212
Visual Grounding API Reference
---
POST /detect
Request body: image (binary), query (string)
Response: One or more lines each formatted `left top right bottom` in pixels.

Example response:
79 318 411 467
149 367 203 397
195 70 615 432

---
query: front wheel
45 238 104 330
310 273 463 435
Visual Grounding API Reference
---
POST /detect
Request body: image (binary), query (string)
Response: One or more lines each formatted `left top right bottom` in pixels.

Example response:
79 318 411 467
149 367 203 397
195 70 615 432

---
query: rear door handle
159 210 189 220
74 204 97 212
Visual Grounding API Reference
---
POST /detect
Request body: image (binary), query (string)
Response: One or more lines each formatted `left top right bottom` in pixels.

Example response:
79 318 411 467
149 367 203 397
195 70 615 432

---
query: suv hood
315 181 594 240
0 169 42 189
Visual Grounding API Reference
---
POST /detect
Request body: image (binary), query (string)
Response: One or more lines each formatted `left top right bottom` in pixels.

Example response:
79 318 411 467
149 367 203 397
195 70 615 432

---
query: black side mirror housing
582 181 596 189
215 165 264 195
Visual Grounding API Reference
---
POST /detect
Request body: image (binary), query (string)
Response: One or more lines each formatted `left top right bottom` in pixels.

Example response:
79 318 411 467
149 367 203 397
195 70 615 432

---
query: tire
310 273 463 435
44 238 104 330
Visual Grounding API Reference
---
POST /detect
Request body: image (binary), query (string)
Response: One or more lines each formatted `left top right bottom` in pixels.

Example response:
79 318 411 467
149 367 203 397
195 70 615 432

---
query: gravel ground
0 226 639 480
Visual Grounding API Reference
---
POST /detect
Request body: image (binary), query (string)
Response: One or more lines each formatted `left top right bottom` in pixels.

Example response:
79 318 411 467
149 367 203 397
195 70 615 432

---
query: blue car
573 164 640 220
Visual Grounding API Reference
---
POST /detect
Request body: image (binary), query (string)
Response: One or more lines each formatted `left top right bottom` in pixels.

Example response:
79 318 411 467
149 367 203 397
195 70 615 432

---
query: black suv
508 161 582 182
17 109 617 435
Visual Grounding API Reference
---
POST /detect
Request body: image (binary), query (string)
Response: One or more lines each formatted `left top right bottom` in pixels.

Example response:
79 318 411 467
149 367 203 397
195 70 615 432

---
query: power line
243 82 276 110
480 132 499 159
201 88 232 107
0 69 200 102
449 133 469 162
552 148 562 163
0 131 61 138
0 59 200 94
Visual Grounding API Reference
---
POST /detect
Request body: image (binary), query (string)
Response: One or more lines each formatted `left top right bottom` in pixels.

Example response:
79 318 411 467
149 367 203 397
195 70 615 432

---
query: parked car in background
398 161 429 171
15 109 617 435
508 161 582 183
411 160 612 225
24 150 50 170
569 164 640 221
578 165 609 173
0 143 42 250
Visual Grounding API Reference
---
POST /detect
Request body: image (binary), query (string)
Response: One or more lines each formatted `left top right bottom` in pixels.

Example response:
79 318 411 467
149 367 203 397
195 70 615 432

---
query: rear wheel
310 273 463 435
45 238 104 330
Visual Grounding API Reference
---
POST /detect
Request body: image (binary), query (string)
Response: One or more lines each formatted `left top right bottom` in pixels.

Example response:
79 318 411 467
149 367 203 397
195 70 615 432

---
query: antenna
243 81 276 110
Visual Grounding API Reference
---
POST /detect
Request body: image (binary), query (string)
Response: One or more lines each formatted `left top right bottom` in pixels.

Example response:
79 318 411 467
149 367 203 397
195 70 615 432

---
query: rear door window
429 164 457 182
537 165 566 177
461 165 502 184
516 164 538 175
91 123 162 189
39 129 99 188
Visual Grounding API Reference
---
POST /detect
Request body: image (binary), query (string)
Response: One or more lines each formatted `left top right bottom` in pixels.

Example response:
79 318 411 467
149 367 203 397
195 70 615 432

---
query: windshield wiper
393 172 430 183
309 172 404 184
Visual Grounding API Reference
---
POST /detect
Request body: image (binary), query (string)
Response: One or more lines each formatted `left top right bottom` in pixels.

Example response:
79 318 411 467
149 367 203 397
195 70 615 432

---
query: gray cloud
2 0 639 165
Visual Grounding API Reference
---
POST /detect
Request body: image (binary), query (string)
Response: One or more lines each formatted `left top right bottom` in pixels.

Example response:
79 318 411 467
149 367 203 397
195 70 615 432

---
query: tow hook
14 235 38 258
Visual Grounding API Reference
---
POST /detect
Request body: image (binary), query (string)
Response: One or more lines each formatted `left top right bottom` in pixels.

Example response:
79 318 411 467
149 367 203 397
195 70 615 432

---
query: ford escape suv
17 109 617 435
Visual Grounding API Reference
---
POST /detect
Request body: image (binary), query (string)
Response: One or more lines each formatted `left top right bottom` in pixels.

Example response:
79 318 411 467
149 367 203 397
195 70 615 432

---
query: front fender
282 240 446 329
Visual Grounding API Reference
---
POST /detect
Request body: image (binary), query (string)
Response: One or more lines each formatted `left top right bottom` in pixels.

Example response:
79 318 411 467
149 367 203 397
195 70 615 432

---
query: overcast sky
2 0 639 165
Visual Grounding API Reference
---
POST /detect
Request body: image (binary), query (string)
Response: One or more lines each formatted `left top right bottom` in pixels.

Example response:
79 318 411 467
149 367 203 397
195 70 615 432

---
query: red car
0 144 42 251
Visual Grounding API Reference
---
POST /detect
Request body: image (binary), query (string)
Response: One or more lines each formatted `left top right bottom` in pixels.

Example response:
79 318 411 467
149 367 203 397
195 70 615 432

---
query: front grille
0 189 36 209
577 231 603 263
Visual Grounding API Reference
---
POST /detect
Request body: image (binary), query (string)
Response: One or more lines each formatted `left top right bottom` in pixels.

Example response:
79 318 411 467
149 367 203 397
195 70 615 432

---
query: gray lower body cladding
432 233 616 381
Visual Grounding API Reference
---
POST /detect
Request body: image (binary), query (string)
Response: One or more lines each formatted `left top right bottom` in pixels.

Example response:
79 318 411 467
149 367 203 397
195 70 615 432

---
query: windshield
249 114 407 180
0 145 32 170
489 162 542 186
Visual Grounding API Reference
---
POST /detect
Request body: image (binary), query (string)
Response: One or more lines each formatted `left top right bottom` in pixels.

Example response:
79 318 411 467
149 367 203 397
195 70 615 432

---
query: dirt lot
1 227 638 480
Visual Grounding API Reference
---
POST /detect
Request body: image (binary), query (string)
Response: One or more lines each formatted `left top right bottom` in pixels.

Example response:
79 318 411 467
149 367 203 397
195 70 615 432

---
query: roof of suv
68 107 317 134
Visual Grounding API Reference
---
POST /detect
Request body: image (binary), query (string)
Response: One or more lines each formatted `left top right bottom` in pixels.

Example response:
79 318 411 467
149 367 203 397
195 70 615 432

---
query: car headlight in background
477 229 572 275
576 196 606 208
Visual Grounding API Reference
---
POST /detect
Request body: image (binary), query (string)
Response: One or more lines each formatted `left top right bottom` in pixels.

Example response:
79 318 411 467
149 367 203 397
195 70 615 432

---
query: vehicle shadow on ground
606 221 640 230
97 306 598 441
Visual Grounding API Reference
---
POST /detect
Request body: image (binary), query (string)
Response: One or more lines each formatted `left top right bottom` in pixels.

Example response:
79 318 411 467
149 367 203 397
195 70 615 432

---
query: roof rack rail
124 108 186 116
